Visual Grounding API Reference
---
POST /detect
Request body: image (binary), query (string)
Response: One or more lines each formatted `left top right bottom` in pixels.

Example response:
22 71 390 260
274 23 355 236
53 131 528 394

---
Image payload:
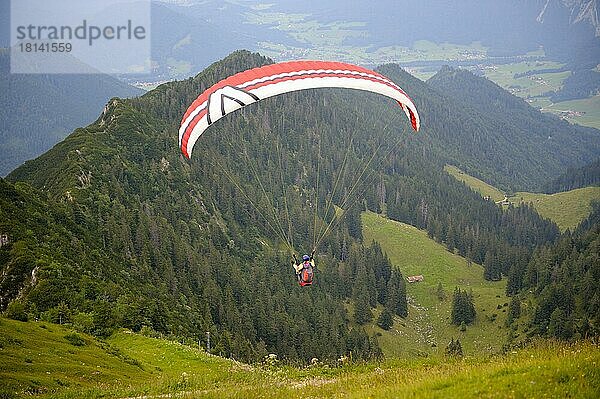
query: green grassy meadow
509 187 600 232
361 211 510 357
445 165 600 231
2 317 599 398
0 318 150 398
444 165 505 202
482 61 567 100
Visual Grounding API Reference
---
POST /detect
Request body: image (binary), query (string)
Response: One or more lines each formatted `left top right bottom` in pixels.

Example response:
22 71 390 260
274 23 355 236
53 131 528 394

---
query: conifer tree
345 204 363 240
354 290 373 325
376 308 393 330
484 250 501 281
506 295 521 325
386 270 408 318
548 308 573 340
445 338 463 357
451 287 476 325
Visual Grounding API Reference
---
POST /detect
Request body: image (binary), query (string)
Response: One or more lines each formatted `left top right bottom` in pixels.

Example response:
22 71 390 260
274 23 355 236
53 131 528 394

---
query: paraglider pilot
293 250 315 286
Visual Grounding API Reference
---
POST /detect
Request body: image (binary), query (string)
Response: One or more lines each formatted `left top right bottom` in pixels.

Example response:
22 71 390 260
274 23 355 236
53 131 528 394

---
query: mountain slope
147 2 259 80
537 0 600 37
361 212 509 357
0 178 121 314
0 318 152 397
4 51 394 363
506 204 600 338
426 66 600 191
445 164 600 232
509 187 600 232
542 157 600 193
444 165 505 202
0 50 142 176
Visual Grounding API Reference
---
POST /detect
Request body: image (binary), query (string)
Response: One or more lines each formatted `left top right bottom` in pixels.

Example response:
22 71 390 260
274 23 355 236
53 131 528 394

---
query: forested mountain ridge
2 50 569 363
426 66 600 192
542 157 600 193
506 203 600 340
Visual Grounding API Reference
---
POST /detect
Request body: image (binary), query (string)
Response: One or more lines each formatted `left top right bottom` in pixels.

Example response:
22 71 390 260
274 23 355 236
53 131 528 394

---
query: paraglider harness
293 251 315 287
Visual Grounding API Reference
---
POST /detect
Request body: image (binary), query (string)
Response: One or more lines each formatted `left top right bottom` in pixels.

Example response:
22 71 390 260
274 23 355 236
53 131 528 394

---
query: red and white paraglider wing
179 60 420 158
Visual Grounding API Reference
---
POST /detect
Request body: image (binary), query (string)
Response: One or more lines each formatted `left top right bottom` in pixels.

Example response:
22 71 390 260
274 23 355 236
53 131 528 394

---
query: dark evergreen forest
507 204 600 339
542 158 600 194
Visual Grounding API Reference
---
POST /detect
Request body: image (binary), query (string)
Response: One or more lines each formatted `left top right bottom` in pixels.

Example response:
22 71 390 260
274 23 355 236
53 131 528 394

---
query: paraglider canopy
179 60 420 158
178 60 422 278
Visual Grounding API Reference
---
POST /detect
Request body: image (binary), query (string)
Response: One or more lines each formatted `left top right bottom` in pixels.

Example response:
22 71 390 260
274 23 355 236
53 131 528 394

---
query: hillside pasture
361 211 510 358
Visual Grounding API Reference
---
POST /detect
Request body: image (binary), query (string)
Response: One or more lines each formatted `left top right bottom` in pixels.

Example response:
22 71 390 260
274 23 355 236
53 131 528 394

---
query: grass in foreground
1 318 599 398
0 318 151 398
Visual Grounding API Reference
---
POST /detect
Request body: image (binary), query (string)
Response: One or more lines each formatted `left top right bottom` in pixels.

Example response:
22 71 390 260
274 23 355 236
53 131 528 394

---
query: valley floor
1 318 599 398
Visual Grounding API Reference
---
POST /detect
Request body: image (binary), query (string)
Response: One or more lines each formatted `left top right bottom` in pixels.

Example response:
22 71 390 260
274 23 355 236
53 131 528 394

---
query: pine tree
548 308 573 340
354 290 373 325
5 301 28 322
345 204 363 240
484 249 501 281
376 308 393 330
445 338 463 357
506 295 521 325
451 287 476 325
386 270 408 318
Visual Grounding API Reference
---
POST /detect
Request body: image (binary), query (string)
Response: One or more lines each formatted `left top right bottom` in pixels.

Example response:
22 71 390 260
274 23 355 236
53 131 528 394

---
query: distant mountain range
146 1 600 100
4 1 598 78
0 50 142 176
144 2 256 80
150 0 600 55
2 0 598 176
